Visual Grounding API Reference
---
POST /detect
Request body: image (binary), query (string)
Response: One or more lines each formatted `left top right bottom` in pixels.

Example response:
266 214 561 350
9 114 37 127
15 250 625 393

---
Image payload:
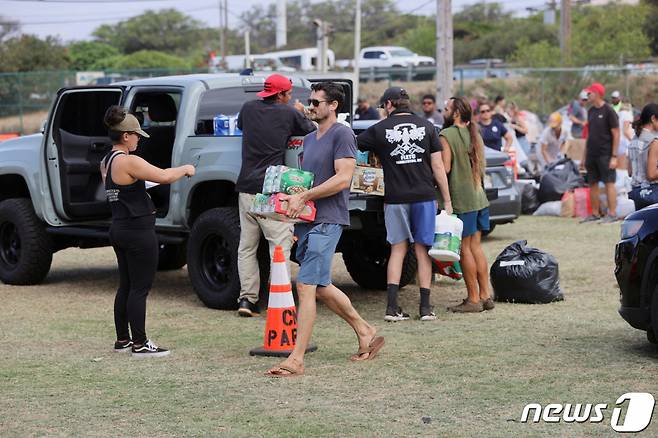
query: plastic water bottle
428 212 463 262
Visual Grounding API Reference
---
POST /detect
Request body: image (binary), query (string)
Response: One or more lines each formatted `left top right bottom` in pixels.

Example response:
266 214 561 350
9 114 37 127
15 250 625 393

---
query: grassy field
1 216 656 437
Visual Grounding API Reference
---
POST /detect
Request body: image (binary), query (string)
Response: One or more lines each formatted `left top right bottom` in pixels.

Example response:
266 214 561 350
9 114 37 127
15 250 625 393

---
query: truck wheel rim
200 234 231 288
0 223 20 266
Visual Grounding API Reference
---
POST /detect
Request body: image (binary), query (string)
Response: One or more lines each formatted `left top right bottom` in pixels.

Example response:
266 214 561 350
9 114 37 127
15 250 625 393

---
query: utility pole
353 0 361 107
436 0 453 105
244 29 251 69
219 0 225 64
276 0 287 48
313 19 332 73
560 0 571 65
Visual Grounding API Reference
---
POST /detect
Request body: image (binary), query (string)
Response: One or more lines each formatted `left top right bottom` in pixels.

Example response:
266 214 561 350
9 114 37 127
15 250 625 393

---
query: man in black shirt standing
235 74 316 316
580 82 620 224
357 87 452 322
354 97 380 120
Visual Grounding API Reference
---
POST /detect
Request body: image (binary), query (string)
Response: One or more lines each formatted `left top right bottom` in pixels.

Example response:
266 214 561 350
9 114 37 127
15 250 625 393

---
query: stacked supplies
250 165 317 223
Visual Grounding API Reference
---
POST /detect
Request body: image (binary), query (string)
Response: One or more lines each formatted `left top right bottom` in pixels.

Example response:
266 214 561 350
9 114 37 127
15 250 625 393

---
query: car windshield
390 49 414 57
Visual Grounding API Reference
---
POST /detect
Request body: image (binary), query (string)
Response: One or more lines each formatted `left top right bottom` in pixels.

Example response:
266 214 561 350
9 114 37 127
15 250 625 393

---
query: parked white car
359 46 435 69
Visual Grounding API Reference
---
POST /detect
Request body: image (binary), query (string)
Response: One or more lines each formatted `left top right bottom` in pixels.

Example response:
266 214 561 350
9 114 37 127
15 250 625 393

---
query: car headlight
620 220 643 239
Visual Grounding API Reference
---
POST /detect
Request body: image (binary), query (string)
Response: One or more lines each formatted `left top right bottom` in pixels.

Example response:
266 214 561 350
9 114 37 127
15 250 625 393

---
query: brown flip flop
265 363 304 378
350 335 385 361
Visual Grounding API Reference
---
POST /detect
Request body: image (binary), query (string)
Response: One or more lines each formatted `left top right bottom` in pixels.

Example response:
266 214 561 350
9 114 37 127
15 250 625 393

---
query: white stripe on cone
267 292 295 309
268 258 294 309
270 259 289 286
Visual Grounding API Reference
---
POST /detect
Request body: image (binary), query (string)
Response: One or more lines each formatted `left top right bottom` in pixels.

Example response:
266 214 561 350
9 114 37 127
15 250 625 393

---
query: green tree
571 3 651 65
93 9 207 56
110 50 190 70
0 34 69 72
68 41 120 71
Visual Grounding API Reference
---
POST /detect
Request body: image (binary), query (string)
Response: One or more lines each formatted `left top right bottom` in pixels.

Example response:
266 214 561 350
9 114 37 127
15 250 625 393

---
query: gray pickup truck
0 73 418 309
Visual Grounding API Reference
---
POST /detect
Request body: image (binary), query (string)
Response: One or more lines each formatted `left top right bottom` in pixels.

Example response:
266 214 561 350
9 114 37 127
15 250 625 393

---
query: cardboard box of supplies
351 166 385 196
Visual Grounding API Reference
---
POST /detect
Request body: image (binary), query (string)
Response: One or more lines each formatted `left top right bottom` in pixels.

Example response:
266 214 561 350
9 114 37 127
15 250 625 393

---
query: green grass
1 216 657 437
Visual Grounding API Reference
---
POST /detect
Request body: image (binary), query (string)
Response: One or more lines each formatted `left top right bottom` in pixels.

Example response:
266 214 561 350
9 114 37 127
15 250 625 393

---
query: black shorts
585 155 616 184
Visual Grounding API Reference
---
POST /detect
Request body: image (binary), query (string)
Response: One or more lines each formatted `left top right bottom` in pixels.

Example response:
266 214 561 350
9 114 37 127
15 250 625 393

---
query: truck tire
186 207 270 310
0 198 52 285
343 242 417 290
157 243 187 271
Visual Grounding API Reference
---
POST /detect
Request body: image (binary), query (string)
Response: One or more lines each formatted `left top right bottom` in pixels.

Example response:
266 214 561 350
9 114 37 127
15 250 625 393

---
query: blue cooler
213 115 230 136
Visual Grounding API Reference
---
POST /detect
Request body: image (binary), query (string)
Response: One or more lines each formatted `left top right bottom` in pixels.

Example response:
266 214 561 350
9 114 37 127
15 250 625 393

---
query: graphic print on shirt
385 123 426 164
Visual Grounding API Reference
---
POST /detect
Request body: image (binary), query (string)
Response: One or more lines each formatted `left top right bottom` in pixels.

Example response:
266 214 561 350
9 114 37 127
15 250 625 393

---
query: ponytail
450 96 483 186
634 103 658 137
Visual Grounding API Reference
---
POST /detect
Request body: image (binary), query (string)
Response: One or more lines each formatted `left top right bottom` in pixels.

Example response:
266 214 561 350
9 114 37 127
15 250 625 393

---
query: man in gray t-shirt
265 82 384 378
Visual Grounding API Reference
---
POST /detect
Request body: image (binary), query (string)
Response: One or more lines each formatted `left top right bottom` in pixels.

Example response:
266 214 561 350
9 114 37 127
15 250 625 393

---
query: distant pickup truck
0 73 419 310
359 46 435 69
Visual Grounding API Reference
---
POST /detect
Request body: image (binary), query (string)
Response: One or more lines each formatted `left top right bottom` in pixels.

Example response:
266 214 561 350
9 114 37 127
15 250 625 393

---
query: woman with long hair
440 97 493 312
101 105 195 357
627 103 658 210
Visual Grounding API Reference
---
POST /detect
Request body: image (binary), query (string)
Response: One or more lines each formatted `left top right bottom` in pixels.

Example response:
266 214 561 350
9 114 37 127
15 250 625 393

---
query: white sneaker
132 339 170 358
384 307 411 322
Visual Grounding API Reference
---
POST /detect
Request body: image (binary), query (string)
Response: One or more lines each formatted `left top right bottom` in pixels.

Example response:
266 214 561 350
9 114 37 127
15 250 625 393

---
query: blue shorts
384 200 436 246
294 223 343 287
457 208 490 237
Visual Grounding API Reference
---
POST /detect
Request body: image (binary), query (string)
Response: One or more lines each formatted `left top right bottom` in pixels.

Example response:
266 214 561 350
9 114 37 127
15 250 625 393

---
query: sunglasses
480 109 491 113
307 99 329 107
422 101 433 105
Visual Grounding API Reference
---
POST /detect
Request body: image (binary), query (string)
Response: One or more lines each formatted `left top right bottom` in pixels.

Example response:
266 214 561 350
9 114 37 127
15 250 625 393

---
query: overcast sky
2 0 547 43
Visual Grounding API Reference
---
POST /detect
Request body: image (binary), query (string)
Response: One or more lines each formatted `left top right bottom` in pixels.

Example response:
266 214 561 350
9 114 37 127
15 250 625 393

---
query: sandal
265 363 304 378
350 335 385 361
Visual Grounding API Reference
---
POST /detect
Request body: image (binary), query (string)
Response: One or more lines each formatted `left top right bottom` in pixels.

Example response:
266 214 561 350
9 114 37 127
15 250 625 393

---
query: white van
264 48 336 71
359 46 435 69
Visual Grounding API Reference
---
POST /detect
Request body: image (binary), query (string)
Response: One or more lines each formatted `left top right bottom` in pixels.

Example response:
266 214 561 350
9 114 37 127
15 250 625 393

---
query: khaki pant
237 193 294 304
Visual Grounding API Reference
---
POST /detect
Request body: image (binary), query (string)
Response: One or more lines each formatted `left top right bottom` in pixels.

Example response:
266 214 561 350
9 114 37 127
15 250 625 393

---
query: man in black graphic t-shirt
357 87 451 322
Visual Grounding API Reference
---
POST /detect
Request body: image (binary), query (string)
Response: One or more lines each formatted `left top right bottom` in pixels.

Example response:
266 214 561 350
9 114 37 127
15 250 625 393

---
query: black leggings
109 215 158 345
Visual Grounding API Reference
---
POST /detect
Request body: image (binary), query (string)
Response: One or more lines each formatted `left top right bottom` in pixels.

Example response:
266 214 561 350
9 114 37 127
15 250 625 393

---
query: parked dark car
615 204 658 343
351 120 521 235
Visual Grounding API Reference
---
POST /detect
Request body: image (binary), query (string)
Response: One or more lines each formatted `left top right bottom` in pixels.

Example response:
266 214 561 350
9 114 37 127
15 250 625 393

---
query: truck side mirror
379 54 388 60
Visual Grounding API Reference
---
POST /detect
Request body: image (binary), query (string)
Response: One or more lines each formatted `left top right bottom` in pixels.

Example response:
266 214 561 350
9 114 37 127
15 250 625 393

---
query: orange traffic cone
249 245 317 357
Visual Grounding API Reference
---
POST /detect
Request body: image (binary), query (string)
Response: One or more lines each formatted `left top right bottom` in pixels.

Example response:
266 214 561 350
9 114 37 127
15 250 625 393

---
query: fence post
406 64 413 82
458 68 464 96
17 73 24 135
540 71 545 120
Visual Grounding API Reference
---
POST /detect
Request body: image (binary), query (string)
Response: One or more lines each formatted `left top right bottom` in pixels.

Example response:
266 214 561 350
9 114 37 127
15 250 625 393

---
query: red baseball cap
257 74 292 97
585 82 605 97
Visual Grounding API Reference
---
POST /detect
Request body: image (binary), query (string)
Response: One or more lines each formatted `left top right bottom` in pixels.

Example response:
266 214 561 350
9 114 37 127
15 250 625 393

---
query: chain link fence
2 66 657 135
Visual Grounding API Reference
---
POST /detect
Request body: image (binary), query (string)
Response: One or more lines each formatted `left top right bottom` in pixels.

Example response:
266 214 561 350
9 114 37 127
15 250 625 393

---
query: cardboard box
351 166 385 196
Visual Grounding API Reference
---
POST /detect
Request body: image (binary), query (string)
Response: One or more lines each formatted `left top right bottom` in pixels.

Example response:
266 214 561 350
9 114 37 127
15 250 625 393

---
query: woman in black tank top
102 106 195 358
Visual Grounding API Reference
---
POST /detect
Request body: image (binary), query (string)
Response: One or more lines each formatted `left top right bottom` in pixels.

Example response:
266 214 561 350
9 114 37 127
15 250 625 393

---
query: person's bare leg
606 182 617 217
316 284 377 352
460 236 480 304
272 282 316 374
470 232 491 300
414 243 432 290
589 182 600 216
387 241 408 284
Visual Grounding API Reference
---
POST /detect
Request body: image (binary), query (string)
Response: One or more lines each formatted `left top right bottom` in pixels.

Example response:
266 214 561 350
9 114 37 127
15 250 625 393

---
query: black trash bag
518 183 540 214
490 240 564 304
538 158 584 203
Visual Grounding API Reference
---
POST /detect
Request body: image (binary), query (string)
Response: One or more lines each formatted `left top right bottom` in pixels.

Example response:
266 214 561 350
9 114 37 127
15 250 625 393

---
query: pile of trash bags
490 240 564 304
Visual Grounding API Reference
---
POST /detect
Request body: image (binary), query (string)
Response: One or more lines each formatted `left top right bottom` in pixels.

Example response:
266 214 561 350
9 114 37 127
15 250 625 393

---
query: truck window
195 86 311 135
57 90 121 137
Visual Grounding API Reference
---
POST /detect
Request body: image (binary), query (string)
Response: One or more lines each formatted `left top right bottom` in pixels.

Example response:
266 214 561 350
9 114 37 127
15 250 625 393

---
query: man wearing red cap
235 74 316 316
580 82 620 224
